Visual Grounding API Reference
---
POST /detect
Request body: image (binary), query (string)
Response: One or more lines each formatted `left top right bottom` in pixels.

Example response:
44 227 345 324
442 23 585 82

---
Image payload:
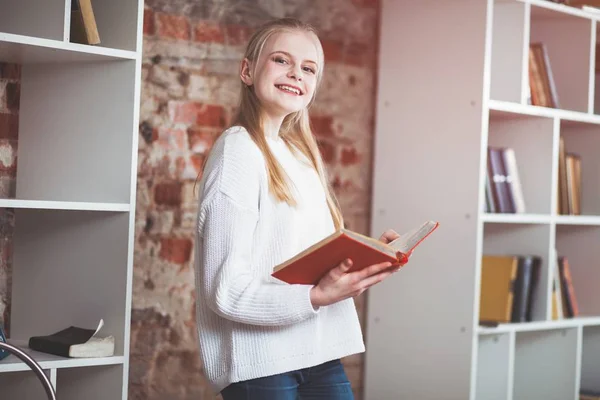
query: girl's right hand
309 258 398 308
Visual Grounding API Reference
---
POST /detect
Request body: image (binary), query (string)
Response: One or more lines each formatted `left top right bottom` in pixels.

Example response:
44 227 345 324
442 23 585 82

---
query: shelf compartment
0 199 129 212
475 333 514 400
513 327 579 400
0 32 138 64
57 363 123 400
0 340 124 373
8 209 130 358
482 223 551 322
65 0 140 52
555 224 600 316
580 325 600 395
0 369 55 398
0 0 65 40
490 0 529 104
528 2 593 114
557 120 600 216
487 112 554 215
15 60 136 204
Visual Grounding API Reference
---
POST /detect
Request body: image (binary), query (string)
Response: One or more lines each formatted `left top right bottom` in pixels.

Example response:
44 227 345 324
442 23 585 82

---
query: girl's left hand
378 229 400 244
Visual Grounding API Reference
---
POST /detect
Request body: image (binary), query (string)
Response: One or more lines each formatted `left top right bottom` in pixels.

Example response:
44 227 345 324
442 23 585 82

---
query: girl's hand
309 258 399 308
378 228 400 244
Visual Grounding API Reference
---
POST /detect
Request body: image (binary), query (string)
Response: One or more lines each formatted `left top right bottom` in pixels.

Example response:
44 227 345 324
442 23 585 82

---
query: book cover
271 220 439 285
28 319 114 358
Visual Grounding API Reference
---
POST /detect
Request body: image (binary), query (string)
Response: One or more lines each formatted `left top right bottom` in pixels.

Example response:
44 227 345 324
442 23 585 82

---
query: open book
272 220 439 285
28 319 114 358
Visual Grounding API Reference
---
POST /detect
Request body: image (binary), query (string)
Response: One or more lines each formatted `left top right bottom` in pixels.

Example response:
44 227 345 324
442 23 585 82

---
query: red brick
190 153 206 175
194 22 225 43
346 42 374 67
317 139 336 164
159 237 192 264
352 0 379 8
168 101 226 128
225 24 252 46
321 39 344 64
0 113 18 140
197 104 226 128
341 147 360 165
157 13 190 41
144 8 155 36
5 83 19 111
154 182 182 206
0 64 21 80
157 128 188 151
311 115 335 137
187 128 217 153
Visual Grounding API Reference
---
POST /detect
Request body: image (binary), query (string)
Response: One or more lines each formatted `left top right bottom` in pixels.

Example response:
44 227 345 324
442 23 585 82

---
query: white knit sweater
194 126 365 394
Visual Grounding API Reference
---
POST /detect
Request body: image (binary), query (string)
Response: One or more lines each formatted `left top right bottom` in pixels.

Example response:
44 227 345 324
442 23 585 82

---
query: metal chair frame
0 342 57 400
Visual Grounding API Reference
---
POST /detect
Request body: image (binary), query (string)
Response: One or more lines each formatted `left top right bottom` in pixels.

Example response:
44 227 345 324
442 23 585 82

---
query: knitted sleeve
195 132 319 326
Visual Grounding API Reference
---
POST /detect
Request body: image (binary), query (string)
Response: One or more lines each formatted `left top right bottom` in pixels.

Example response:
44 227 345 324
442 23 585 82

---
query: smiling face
240 30 321 122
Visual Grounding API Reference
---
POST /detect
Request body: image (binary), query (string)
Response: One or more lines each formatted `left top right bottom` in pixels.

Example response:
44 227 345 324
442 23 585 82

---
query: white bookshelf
0 0 143 398
365 0 600 399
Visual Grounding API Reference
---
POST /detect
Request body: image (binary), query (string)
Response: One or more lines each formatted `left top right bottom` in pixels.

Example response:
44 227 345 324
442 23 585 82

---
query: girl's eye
303 66 316 74
273 56 288 64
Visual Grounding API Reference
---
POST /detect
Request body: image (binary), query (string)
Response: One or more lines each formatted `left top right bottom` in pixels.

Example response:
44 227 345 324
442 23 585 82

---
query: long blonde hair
230 18 344 230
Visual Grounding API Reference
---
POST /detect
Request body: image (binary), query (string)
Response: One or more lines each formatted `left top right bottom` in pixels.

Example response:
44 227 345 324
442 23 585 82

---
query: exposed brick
144 8 155 36
157 13 191 41
225 24 252 46
157 128 188 151
0 64 21 80
341 147 360 165
311 115 335 137
5 83 20 111
317 139 336 164
0 113 19 140
0 141 17 172
187 128 217 153
194 21 225 43
155 182 182 206
168 101 226 128
321 39 344 64
159 237 193 264
352 0 379 8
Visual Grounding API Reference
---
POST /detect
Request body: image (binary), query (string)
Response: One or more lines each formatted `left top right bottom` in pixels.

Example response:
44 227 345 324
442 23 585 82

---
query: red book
271 220 439 285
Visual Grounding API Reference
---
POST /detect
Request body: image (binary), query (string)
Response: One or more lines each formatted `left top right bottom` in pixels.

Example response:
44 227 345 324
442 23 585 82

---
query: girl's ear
240 58 253 86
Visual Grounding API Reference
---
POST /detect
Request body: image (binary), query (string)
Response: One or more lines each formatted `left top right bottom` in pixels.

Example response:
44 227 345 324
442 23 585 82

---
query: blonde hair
230 18 344 230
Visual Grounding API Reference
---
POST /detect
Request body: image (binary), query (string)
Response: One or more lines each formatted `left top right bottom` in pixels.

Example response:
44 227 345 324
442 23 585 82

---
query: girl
194 17 404 400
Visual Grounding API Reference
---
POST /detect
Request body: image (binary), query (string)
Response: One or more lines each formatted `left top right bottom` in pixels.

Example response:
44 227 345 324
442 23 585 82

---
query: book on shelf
479 254 541 324
271 220 439 285
557 136 582 215
552 253 580 320
28 319 114 358
70 0 101 45
485 146 525 214
580 388 600 400
528 42 559 108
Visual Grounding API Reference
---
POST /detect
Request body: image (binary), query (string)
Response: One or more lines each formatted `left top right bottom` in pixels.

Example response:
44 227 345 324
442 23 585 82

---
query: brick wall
132 0 381 399
0 63 20 335
0 3 380 400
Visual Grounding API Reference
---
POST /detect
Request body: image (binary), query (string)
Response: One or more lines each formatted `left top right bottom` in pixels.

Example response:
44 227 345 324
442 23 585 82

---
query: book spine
28 337 72 358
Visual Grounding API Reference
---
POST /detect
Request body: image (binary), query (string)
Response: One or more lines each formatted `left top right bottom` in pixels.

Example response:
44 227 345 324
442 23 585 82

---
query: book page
389 220 439 254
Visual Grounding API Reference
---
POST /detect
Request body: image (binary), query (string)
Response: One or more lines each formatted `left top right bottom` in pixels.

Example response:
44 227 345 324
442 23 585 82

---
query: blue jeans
220 359 354 400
